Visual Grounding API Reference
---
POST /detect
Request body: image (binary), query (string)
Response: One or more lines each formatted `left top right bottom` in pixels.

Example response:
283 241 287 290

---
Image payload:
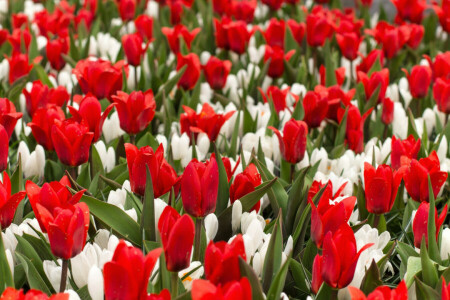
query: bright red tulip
402 65 432 99
177 53 201 90
443 278 450 300
118 0 136 21
261 0 283 10
181 158 219 217
269 119 308 164
158 206 195 272
180 103 235 142
424 51 450 80
229 0 257 23
192 278 252 300
306 8 334 47
226 21 252 54
391 135 421 170
287 19 306 46
28 105 66 151
0 172 26 229
212 0 231 15
406 23 424 49
214 17 231 50
336 32 362 61
104 240 162 300
135 14 154 42
433 0 450 33
51 119 94 167
122 33 146 66
307 180 349 206
0 97 22 138
263 18 285 49
311 225 373 293
392 0 426 23
46 37 69 71
162 25 200 54
204 234 246 285
112 89 156 135
48 86 70 107
364 163 402 214
357 68 390 103
319 65 346 87
356 49 384 74
229 164 262 212
8 29 31 54
1 287 69 300
433 78 450 114
314 85 354 121
203 56 232 90
125 143 178 197
303 91 329 128
23 80 49 117
0 29 8 48
381 97 394 125
12 13 28 29
75 8 94 31
412 202 447 248
366 22 408 59
6 53 33 84
264 45 295 78
348 280 408 300
337 104 373 153
258 86 291 113
73 58 128 101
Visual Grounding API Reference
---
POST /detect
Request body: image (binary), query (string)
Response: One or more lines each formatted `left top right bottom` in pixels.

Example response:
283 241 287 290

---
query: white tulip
441 228 450 261
103 112 125 143
94 141 116 172
204 214 218 242
171 133 190 161
232 200 242 233
87 266 104 300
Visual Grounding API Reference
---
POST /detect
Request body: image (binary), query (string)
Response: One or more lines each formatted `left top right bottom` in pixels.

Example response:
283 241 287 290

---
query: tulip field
0 0 450 299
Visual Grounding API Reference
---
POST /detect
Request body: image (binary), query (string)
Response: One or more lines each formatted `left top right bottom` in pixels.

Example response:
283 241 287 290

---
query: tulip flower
229 0 257 23
192 278 252 300
69 95 115 142
0 97 23 138
307 180 349 206
356 49 384 74
412 202 448 248
303 91 329 128
1 288 69 299
125 143 178 197
391 135 421 170
122 33 147 66
319 65 346 87
336 32 362 61
402 151 448 202
23 80 50 117
203 56 232 90
76 8 94 31
402 65 432 99
158 206 195 272
162 25 200 54
424 51 450 80
46 37 69 71
28 105 66 151
357 69 389 103
177 53 201 90
204 234 246 285
406 23 424 49
364 163 402 214
135 14 154 42
337 104 373 153
104 240 162 300
0 172 26 229
6 53 33 84
12 13 28 29
381 97 394 125
287 19 305 46
8 28 31 54
366 22 408 59
264 45 295 78
51 119 94 167
0 126 7 173
229 164 262 212
433 78 450 114
433 0 450 33
269 119 308 164
311 225 373 293
306 9 333 47
180 103 235 142
118 0 136 21
314 85 354 121
214 17 232 50
73 58 128 101
443 278 450 300
392 0 425 23
258 86 294 114
212 0 231 15
224 21 252 54
111 89 156 135
263 18 285 49
348 280 408 299
261 0 283 10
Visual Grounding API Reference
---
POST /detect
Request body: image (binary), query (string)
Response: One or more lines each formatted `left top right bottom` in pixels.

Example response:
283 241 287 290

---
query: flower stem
69 167 77 181
171 272 178 298
89 145 94 180
373 214 380 229
134 66 139 90
59 259 69 293
290 163 296 183
130 134 136 145
193 217 203 262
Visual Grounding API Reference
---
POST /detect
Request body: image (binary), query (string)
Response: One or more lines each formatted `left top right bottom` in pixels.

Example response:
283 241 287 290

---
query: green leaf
415 276 440 300
214 145 230 215
427 175 441 263
0 229 13 293
262 216 283 292
285 167 308 235
315 282 334 300
364 84 381 113
12 155 24 225
291 96 304 121
16 253 51 295
154 65 187 107
239 257 265 300
289 258 310 293
324 41 336 87
141 166 156 242
360 260 383 294
420 237 439 288
266 255 291 300
334 107 348 147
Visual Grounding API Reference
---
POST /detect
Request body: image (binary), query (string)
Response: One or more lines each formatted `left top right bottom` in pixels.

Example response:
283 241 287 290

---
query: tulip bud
263 18 285 49
118 0 136 22
135 15 153 42
381 97 394 125
177 53 201 90
303 91 329 128
162 25 200 54
46 37 69 71
122 33 146 67
403 65 432 99
6 53 33 84
0 97 22 138
230 163 262 212
433 78 450 114
203 56 232 90
0 125 8 172
0 172 26 229
287 19 306 46
269 119 308 164
412 202 447 248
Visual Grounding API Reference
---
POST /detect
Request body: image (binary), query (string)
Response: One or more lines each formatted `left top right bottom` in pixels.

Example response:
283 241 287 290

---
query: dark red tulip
46 37 69 71
357 68 389 103
402 151 448 202
73 58 128 101
203 56 232 90
229 0 257 23
180 103 235 142
158 206 195 272
0 98 23 138
424 51 450 80
229 164 261 212
135 14 154 42
433 0 450 33
0 172 26 229
214 17 231 50
212 0 231 15
391 135 421 170
118 0 136 21
122 33 146 66
112 89 156 135
12 13 29 29
0 29 8 47
381 97 394 125
337 104 373 153
69 95 115 142
104 240 162 300
51 119 94 167
303 91 329 128
306 8 334 47
23 80 49 117
263 18 285 49
269 119 308 164
433 78 450 114
258 86 291 113
6 54 33 84
204 234 246 285
412 202 447 248
125 143 178 197
392 0 426 23
48 86 70 107
8 28 31 54
287 19 306 46
177 53 201 90
336 32 361 61
264 45 295 78
28 105 66 151
314 85 354 121
192 278 252 300
261 0 283 10
226 21 252 54
181 158 219 217
162 25 200 54
406 23 424 49
403 65 432 99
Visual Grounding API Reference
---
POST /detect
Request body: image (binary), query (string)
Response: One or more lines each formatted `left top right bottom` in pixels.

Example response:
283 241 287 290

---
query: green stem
290 163 296 183
193 218 203 262
171 272 178 298
69 167 77 181
134 66 139 90
130 134 136 145
59 259 69 293
330 288 338 300
89 145 94 180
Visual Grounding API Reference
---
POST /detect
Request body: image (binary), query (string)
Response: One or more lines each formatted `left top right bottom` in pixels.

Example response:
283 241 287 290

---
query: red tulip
212 0 231 15
356 49 384 74
412 202 447 248
348 280 408 300
402 65 432 99
229 0 257 23
258 86 291 113
269 119 308 164
357 69 389 103
214 17 231 50
226 21 252 54
125 143 178 197
6 53 33 84
46 37 69 71
104 240 162 300
229 164 262 212
158 206 195 272
75 8 94 31
73 58 128 101
336 32 361 61
0 172 26 229
1 287 69 300
112 89 156 135
48 86 70 107
381 97 394 125
433 78 450 114
314 85 354 121
366 22 408 59
287 20 306 46
69 95 115 142
303 91 329 128
402 151 448 202
433 0 450 33
406 23 424 49
392 0 426 23
337 104 373 153
36 201 89 259
264 45 295 78
23 80 49 117
424 51 450 80
391 135 421 170
181 158 219 217
203 56 232 90
180 103 235 142
28 105 66 151
25 176 81 233
8 29 31 54
162 25 200 54
176 53 201 90
0 97 23 138
263 18 285 49
51 119 94 167
307 180 349 206
192 278 252 300
443 278 450 300
0 29 8 48
364 163 402 214
306 9 334 47
135 14 154 42
261 0 283 10
204 234 246 285
12 13 29 29
311 225 373 293
122 33 146 66
118 0 136 21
